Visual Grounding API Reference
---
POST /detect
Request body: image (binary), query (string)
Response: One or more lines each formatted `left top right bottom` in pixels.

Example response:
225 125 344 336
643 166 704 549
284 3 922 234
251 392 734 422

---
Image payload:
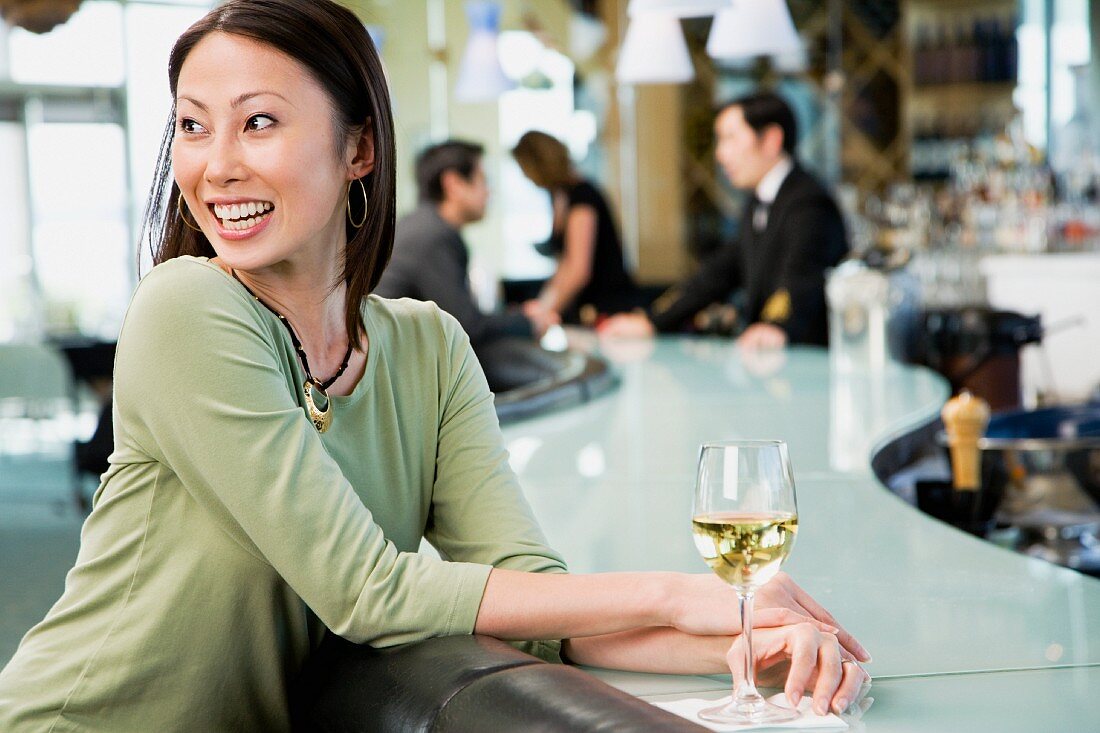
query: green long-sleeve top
0 256 567 732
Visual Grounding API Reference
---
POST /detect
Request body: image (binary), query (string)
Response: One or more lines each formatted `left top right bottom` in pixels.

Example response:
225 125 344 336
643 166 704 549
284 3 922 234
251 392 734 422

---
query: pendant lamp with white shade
617 0 724 85
627 0 732 17
454 0 515 103
615 10 694 84
706 0 802 60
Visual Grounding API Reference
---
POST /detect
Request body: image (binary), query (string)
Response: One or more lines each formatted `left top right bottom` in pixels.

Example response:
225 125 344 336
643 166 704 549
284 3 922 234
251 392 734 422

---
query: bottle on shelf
1001 13 1018 83
912 11 1019 87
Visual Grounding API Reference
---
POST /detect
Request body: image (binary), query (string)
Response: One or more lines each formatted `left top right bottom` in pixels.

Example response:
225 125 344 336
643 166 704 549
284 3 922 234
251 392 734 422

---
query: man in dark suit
600 92 848 348
376 140 557 348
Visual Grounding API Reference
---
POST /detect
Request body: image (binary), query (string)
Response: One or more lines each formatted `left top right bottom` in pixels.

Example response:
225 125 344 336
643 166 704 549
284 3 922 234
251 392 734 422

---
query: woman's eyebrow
175 91 295 111
231 90 295 109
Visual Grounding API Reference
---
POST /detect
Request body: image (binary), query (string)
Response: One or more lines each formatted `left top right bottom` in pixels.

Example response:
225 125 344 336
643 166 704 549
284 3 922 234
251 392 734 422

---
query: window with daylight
0 0 210 342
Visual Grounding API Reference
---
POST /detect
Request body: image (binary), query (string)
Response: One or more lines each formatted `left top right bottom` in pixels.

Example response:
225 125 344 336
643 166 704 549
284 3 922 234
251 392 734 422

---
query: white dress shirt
752 155 794 231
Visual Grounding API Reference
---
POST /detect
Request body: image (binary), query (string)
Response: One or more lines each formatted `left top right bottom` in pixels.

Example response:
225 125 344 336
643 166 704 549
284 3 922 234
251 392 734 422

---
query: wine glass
691 440 800 724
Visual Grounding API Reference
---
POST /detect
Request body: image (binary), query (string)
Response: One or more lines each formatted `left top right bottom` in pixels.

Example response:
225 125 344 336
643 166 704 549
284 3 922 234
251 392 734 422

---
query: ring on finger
842 659 871 682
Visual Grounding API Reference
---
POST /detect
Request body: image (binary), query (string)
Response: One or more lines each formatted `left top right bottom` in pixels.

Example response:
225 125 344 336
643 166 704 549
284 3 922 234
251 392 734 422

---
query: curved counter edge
495 340 1100 731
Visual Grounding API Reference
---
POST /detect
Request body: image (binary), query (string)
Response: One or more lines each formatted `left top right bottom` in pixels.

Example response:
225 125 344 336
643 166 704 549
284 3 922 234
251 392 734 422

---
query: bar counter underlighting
501 336 1100 732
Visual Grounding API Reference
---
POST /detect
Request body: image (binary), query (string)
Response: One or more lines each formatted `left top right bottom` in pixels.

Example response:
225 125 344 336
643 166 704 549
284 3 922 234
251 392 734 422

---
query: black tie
752 197 769 232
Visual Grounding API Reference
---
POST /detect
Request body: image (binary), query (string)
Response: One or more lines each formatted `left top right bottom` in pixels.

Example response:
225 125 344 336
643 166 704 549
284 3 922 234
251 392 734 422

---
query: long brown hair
140 0 395 349
511 130 578 191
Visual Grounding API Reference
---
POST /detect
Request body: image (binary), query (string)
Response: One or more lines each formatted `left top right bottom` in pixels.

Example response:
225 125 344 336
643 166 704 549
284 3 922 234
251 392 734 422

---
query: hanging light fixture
617 0 721 85
627 0 731 16
616 12 694 84
0 0 82 34
706 0 802 61
615 0 737 85
454 0 515 103
568 11 608 65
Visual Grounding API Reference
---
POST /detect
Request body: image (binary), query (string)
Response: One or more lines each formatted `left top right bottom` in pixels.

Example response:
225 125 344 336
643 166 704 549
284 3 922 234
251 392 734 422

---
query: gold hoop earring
347 177 367 229
177 193 202 233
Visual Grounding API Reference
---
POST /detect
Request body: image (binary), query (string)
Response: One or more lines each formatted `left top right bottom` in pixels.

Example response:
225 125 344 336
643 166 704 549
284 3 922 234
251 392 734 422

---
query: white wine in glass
691 440 800 725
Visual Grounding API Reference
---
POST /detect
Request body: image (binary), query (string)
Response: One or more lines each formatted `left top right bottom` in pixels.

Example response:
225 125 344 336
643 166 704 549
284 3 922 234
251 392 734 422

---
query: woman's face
172 32 370 272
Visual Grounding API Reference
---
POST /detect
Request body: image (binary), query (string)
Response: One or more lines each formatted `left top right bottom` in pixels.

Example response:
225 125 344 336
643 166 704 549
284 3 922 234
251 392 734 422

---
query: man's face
452 161 490 223
714 106 781 190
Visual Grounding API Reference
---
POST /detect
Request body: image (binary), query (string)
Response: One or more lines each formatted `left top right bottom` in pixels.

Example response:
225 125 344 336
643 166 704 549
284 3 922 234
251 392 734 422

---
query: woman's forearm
476 569 870 667
563 627 732 675
542 205 597 315
541 265 587 315
474 568 675 640
475 569 872 710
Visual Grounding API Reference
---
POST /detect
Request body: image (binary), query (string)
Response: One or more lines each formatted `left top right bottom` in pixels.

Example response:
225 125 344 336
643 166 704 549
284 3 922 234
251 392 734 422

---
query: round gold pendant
302 380 332 433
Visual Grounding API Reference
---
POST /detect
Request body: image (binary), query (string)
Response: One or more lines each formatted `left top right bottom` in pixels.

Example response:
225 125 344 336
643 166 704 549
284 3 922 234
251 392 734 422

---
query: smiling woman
0 1 868 731
152 1 392 368
172 44 366 261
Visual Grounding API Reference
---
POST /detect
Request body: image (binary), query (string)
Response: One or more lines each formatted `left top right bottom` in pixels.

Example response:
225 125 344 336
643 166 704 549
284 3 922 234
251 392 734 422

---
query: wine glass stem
735 590 763 704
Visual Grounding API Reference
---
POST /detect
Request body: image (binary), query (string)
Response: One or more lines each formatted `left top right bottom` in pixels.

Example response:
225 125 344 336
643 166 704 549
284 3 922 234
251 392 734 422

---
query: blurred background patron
512 130 641 326
601 93 849 349
376 140 558 348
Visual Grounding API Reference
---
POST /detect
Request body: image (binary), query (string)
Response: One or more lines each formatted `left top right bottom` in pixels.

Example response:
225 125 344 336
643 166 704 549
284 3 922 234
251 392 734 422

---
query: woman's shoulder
136 256 239 301
567 179 606 209
115 258 279 389
126 256 258 328
364 296 478 393
365 294 466 348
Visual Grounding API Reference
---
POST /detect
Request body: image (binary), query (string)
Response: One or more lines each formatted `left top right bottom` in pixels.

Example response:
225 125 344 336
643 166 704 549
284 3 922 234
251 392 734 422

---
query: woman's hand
734 623 872 715
522 299 560 338
668 573 871 663
755 572 870 662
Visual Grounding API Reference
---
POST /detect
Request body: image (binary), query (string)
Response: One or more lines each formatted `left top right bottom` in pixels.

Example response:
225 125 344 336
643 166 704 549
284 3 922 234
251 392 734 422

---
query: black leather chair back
291 634 704 732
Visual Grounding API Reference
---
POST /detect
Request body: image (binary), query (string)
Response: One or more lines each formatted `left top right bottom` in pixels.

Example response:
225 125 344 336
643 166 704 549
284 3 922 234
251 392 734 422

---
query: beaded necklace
232 271 351 432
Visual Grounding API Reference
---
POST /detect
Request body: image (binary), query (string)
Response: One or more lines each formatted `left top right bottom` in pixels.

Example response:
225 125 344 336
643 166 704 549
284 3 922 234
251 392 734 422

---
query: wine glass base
698 695 801 725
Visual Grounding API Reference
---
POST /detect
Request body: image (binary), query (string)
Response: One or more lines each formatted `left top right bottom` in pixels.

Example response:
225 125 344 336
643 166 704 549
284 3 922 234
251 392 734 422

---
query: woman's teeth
213 201 274 231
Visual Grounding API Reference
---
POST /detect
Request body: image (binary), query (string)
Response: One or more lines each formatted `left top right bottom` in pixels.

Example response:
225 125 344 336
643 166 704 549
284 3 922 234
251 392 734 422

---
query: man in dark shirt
376 140 556 347
600 92 848 348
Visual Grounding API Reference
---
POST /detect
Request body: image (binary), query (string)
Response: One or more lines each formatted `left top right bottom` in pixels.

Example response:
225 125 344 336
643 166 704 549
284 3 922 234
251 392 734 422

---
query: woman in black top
512 131 639 325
